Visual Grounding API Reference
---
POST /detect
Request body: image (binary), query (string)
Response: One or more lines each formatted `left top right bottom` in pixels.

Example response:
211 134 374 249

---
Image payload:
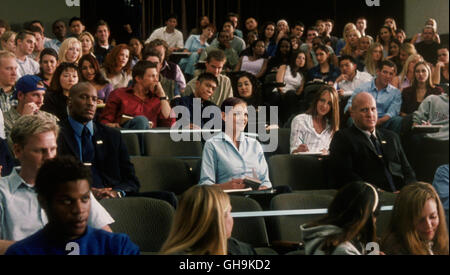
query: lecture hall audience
0 9 448 256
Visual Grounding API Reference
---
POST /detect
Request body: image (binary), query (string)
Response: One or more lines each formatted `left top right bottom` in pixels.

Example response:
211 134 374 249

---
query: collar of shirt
68 116 94 137
9 168 35 194
0 86 16 97
354 124 377 140
371 78 395 94
219 131 246 149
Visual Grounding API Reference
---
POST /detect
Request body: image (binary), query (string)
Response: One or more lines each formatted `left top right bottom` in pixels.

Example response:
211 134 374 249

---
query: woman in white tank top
275 50 306 94
235 40 268 79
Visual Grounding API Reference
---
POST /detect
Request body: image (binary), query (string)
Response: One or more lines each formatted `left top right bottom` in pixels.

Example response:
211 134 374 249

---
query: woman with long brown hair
301 181 380 255
381 182 449 255
400 61 443 116
290 85 339 155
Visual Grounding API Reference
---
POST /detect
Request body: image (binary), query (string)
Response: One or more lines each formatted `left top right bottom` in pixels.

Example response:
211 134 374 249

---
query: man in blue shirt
6 156 139 255
344 60 403 133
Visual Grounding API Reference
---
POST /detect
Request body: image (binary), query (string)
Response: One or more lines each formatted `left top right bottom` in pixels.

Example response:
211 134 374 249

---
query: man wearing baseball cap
3 75 58 144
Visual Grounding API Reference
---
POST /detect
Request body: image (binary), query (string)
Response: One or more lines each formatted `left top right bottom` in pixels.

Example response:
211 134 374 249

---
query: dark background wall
80 0 405 41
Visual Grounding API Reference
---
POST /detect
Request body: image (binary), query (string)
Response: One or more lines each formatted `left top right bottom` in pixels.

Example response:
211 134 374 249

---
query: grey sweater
300 224 364 255
412 93 449 141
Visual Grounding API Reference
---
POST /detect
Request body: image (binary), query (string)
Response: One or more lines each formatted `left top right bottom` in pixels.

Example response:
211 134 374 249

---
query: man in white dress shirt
145 14 184 53
336 55 373 97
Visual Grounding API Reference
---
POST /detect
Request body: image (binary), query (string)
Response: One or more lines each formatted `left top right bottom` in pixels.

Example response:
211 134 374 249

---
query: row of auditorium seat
121 128 292 157
130 155 331 194
100 191 397 254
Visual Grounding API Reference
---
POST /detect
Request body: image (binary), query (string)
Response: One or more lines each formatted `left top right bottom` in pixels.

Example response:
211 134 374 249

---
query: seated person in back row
344 60 403 133
100 60 175 130
199 97 271 190
6 156 140 255
185 50 233 107
171 72 218 129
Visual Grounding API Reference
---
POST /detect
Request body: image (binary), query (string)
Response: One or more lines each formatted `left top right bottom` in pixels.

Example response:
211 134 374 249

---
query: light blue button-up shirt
68 116 94 162
199 132 272 188
344 78 402 119
0 169 114 241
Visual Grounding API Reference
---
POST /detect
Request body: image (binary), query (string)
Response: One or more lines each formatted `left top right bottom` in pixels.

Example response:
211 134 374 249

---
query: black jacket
329 125 416 191
57 119 140 194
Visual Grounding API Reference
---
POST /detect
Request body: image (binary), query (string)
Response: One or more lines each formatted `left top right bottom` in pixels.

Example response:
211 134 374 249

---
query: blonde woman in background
58 37 82 64
412 18 441 44
396 54 424 90
79 31 95 57
364 42 384 77
160 185 233 255
381 182 448 255
0 31 16 53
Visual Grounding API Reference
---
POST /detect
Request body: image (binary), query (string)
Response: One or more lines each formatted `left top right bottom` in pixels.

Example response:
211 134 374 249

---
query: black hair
69 17 83 27
197 72 219 86
15 30 35 45
52 19 66 30
339 54 357 65
27 25 43 35
35 156 92 202
232 71 263 107
260 22 277 44
220 97 247 113
132 60 157 81
293 21 305 28
49 62 79 93
166 14 178 22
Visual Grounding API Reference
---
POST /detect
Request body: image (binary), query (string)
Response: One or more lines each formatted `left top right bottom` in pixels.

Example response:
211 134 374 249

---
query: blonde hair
0 50 16 67
79 31 95 53
382 182 449 255
341 23 357 40
0 31 16 45
364 42 383 76
160 185 231 255
341 28 361 56
400 43 417 57
11 113 59 148
58 37 82 64
399 54 424 83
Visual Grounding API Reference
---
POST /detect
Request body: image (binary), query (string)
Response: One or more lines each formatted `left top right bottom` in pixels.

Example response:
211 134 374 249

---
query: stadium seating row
100 191 397 254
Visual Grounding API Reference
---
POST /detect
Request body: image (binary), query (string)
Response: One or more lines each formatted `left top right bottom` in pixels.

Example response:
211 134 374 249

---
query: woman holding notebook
199 97 272 190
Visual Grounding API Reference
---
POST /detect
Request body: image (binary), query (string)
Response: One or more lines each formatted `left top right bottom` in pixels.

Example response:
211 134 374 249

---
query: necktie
81 126 95 163
370 134 397 192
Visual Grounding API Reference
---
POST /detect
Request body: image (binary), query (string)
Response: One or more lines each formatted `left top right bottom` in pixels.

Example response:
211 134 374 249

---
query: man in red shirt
100 61 175 129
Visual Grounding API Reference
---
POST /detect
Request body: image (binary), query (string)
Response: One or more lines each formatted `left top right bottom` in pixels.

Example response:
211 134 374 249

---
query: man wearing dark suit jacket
57 82 139 199
329 92 416 192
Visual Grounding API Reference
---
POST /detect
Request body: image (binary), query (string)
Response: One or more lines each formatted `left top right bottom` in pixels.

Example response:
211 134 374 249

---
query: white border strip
231 206 393 218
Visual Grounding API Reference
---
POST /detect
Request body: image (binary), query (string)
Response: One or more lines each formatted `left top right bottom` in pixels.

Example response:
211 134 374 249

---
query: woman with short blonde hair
79 31 95 57
58 37 82 64
160 185 233 255
381 182 449 255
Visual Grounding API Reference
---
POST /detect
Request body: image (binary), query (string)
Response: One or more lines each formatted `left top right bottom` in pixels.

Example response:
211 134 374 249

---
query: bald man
329 92 415 192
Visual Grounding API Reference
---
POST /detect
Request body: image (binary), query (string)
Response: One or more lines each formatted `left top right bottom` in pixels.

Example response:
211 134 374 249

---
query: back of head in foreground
381 182 449 255
160 185 232 255
302 181 379 255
